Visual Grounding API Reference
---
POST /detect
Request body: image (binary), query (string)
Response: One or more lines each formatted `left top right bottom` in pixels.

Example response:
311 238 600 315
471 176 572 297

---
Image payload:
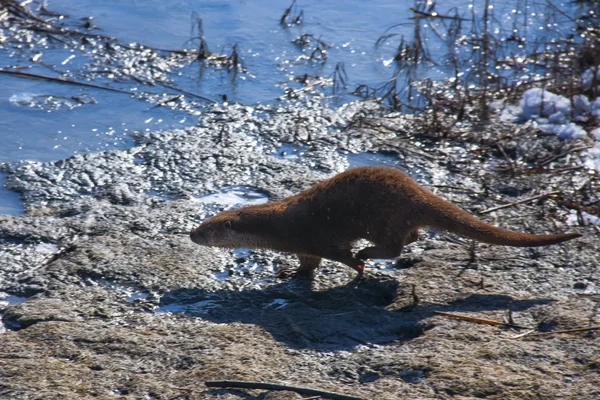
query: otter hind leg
357 229 418 261
276 254 322 279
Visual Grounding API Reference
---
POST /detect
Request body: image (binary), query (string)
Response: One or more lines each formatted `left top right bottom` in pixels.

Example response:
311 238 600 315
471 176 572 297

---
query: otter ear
224 220 233 230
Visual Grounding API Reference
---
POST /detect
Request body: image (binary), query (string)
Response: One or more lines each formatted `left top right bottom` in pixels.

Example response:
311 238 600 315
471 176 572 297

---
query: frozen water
196 186 269 206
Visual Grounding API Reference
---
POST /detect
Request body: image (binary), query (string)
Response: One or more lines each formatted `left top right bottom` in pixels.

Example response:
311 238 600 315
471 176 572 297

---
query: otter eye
224 221 232 230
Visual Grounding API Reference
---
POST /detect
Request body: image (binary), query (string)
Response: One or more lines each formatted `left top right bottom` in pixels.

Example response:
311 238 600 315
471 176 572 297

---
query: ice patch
156 299 218 314
0 293 27 306
195 186 269 206
34 243 59 254
9 92 92 111
265 298 288 310
9 93 40 106
0 171 24 215
126 291 149 302
1 293 27 332
275 143 305 159
345 151 402 168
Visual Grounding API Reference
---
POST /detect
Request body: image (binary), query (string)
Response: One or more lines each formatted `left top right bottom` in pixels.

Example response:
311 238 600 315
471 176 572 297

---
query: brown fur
190 166 581 277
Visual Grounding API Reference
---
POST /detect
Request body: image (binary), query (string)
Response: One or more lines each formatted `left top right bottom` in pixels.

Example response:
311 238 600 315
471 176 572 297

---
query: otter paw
353 259 365 277
275 266 297 279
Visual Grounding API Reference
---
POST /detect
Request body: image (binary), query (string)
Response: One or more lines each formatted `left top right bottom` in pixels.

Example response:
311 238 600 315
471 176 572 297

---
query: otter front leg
403 229 420 245
321 248 365 277
356 230 417 261
276 255 322 279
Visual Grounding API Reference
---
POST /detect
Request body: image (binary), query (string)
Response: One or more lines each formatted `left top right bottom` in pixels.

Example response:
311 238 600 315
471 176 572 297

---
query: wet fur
190 166 581 277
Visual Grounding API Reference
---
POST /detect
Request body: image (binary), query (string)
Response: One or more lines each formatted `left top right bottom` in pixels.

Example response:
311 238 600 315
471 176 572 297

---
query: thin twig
411 284 419 305
160 83 217 103
0 69 132 94
510 329 537 339
427 184 485 195
151 95 183 109
434 311 531 329
512 326 600 339
537 145 591 167
496 143 516 175
526 165 585 174
408 8 467 21
479 191 561 214
529 326 600 337
204 380 364 400
17 235 80 278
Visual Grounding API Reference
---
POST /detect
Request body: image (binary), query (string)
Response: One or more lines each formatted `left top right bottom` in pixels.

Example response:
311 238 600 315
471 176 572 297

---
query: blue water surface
0 0 579 213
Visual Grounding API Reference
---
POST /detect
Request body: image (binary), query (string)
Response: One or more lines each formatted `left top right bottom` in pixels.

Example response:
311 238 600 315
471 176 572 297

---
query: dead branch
479 191 561 214
434 311 531 329
512 326 600 339
204 380 364 400
160 83 216 103
0 69 131 94
496 143 516 175
537 145 592 167
530 326 600 337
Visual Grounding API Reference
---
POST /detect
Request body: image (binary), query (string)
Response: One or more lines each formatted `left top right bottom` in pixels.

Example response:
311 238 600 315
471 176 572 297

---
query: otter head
191 201 281 249
189 209 246 248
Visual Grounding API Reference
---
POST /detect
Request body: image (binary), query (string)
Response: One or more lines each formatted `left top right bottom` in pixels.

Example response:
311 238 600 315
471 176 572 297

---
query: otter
190 166 581 278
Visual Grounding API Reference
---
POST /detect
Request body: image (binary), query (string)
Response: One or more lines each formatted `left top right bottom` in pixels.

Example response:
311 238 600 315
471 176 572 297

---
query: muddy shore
1 99 599 399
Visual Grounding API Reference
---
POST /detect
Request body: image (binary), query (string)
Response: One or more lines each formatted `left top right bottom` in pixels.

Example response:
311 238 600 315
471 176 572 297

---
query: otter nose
190 228 204 244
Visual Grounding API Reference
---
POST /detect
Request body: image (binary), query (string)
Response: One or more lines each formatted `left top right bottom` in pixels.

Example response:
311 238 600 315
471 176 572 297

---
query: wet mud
1 96 599 399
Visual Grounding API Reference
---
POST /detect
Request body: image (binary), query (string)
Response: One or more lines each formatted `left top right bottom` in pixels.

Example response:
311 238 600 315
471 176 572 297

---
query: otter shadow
158 277 552 351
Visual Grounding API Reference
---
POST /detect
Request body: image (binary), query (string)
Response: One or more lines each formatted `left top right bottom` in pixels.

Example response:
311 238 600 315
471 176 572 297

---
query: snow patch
514 87 600 172
584 143 600 173
536 122 588 139
517 88 598 139
521 88 574 123
567 209 600 226
591 98 600 121
582 66 600 91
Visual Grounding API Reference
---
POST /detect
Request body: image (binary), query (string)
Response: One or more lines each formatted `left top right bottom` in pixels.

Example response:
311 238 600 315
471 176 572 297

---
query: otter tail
421 195 581 247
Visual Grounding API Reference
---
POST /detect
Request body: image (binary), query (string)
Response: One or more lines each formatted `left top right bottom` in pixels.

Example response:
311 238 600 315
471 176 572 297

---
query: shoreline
1 97 598 399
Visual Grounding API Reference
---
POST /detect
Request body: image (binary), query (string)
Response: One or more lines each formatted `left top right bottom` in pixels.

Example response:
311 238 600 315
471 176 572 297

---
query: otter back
190 166 582 277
